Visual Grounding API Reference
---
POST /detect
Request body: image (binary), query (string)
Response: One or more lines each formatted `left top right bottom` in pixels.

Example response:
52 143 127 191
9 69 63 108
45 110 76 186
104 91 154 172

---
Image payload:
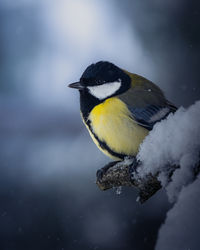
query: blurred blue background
0 0 199 249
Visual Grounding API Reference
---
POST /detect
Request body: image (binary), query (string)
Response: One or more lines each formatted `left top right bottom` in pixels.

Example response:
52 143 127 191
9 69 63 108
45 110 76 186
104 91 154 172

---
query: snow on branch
96 101 200 203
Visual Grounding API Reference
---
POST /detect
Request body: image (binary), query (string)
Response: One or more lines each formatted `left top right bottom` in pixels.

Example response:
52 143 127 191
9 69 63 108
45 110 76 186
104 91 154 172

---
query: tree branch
96 160 162 203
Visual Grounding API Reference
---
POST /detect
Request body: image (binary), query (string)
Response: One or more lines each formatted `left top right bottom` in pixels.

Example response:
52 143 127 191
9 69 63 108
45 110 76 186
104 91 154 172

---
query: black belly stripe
86 119 126 160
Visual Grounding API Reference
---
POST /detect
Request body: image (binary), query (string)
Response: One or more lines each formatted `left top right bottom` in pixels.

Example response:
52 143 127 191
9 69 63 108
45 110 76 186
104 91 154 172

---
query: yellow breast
84 97 149 160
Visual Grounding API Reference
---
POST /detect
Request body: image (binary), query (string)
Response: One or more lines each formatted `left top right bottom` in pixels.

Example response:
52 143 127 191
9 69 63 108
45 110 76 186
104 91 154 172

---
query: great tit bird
68 61 176 162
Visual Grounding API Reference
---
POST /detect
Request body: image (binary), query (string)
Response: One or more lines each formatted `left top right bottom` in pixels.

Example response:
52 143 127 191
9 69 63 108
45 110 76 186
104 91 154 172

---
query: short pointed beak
68 82 84 90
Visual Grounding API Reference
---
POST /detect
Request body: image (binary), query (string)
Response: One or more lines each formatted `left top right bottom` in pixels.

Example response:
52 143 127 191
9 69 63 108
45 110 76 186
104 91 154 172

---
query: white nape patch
87 80 121 100
149 107 169 123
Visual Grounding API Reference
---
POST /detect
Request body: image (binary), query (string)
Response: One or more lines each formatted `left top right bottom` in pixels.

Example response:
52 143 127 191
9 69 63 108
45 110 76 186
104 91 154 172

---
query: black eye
96 79 104 85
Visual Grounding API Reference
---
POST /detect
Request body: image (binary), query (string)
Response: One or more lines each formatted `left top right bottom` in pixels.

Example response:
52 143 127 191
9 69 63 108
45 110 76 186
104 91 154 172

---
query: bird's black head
80 61 130 87
68 61 131 119
69 61 131 100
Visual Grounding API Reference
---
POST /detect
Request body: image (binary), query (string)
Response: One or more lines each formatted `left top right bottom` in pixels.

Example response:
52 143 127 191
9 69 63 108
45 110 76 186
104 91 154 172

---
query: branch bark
96 161 161 203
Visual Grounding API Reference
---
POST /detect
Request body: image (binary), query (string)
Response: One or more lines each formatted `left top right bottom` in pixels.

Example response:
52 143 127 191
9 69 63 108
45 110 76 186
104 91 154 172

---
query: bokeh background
0 0 199 249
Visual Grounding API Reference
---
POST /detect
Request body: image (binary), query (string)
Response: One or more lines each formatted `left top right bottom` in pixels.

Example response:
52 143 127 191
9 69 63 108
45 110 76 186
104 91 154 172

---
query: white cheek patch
87 80 121 100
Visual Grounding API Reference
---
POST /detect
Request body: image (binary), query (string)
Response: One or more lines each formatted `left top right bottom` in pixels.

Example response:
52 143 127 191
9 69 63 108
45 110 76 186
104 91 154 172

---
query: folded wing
118 79 177 130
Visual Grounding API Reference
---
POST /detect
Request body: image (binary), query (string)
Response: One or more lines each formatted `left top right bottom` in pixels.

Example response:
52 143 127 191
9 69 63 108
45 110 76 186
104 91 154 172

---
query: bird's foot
126 156 140 179
96 161 120 183
96 157 140 183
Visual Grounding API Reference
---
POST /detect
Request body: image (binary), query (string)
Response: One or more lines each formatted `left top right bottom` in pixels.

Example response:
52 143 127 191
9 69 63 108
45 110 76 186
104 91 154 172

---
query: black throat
80 89 102 121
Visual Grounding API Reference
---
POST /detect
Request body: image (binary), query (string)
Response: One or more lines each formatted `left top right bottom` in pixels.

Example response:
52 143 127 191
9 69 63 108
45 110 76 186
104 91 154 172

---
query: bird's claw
127 157 140 179
96 157 140 183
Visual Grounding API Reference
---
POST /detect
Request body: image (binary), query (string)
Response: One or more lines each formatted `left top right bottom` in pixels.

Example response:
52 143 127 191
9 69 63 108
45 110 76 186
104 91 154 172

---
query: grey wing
118 82 177 130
